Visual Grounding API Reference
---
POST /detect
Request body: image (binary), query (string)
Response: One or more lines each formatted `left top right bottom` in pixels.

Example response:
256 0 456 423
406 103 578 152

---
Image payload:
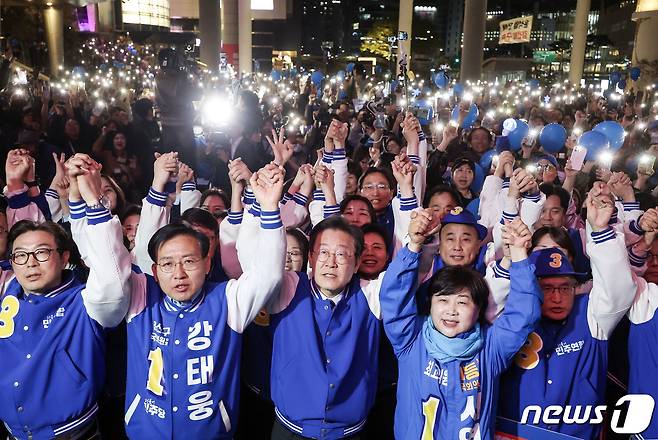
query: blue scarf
422 317 483 364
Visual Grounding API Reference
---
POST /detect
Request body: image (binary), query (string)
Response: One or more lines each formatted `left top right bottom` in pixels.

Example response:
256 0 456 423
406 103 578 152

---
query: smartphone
570 145 587 171
525 164 542 180
638 153 656 175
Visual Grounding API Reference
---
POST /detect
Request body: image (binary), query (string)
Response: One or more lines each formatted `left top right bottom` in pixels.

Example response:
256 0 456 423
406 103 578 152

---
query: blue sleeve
30 192 52 221
380 246 423 357
487 259 543 375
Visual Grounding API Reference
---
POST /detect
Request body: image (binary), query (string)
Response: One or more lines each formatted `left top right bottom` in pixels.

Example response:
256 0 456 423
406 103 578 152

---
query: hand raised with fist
251 162 285 211
408 208 441 252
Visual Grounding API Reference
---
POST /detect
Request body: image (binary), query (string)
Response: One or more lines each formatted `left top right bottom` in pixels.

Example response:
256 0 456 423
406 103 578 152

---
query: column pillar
568 0 591 86
460 0 488 82
43 5 64 76
238 0 252 73
631 1 658 91
199 0 221 71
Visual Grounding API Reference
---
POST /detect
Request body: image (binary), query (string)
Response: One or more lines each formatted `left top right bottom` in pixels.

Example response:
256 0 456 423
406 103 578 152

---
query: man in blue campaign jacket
0 152 131 439
380 207 542 439
624 207 658 438
123 154 286 439
268 215 387 440
497 182 637 440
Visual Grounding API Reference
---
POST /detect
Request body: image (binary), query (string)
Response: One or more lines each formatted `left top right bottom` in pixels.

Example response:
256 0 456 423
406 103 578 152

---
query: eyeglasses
542 286 575 296
362 183 389 192
315 248 353 265
10 248 63 265
156 258 203 273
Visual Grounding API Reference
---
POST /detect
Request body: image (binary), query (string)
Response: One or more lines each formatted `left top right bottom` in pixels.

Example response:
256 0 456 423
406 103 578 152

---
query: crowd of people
0 38 658 440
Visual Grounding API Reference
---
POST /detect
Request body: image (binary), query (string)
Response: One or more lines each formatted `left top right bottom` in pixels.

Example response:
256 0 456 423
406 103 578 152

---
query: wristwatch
88 194 111 211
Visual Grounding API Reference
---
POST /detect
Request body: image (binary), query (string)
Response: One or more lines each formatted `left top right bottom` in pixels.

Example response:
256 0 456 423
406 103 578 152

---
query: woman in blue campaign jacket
380 209 542 439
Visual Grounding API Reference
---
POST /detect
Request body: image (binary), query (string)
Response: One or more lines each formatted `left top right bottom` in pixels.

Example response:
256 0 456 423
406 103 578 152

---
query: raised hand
69 154 103 206
586 182 615 232
267 128 294 166
228 158 253 186
401 112 421 148
5 149 33 189
250 162 285 211
331 119 348 148
607 171 634 202
408 208 441 252
50 152 69 195
314 164 335 191
175 163 194 194
639 208 658 233
501 218 531 261
152 152 179 192
391 152 416 187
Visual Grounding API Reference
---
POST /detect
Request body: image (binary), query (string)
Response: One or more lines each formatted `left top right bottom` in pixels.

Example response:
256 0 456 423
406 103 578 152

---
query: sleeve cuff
493 260 511 279
313 189 325 202
7 190 30 209
249 201 261 217
86 205 112 225
281 192 293 205
590 227 616 244
608 208 618 225
501 178 510 189
243 188 256 205
522 193 541 203
260 210 283 229
500 211 519 224
323 204 340 218
409 154 421 165
68 200 87 220
629 219 644 236
623 201 640 212
292 193 309 206
397 195 418 211
418 130 426 141
332 149 346 161
227 210 243 225
322 152 333 164
628 247 648 268
146 187 168 207
45 189 59 199
181 182 197 192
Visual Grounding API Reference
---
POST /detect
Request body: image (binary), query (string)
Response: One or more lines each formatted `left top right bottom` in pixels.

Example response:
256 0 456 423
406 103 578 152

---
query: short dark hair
181 208 219 236
120 204 142 224
286 227 310 272
200 189 230 211
361 222 391 254
309 216 365 259
425 266 490 322
339 195 377 224
467 127 493 145
424 185 461 209
531 226 575 260
358 167 396 192
539 183 570 213
148 224 210 262
8 220 72 255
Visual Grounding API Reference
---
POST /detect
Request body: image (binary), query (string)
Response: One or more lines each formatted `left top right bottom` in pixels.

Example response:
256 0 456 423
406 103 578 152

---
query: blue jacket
380 246 542 439
270 273 381 439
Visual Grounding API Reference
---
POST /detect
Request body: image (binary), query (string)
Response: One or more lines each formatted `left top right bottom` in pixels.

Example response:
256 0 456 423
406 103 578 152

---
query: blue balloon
466 198 481 218
338 90 348 100
346 63 355 73
271 70 282 82
311 71 324 85
336 70 345 82
434 71 449 88
593 121 625 151
479 149 497 171
508 120 529 152
578 130 610 160
630 66 641 81
415 102 434 126
610 71 622 84
453 83 464 96
618 79 627 90
451 103 479 129
471 163 485 193
529 79 540 89
539 123 567 153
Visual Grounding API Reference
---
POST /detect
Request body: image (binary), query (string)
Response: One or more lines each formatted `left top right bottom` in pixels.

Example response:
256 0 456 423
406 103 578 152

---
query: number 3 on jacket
0 296 19 338
147 347 165 395
422 396 440 440
514 332 543 370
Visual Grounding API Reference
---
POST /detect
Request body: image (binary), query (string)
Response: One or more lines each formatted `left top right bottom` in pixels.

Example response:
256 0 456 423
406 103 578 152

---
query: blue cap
529 248 585 278
537 153 559 169
441 206 488 240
